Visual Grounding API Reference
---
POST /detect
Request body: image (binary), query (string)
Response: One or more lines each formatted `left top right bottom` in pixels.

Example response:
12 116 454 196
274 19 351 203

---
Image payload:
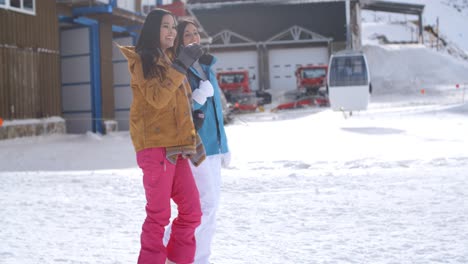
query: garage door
210 50 259 91
60 26 94 134
112 36 134 131
268 47 329 93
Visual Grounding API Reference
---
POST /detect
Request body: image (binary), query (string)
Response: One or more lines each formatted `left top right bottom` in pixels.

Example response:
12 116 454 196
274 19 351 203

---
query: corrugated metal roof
360 0 425 15
188 0 346 9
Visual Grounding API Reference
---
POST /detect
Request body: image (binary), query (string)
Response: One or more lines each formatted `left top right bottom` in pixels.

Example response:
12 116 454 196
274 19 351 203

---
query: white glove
221 151 231 168
192 80 214 105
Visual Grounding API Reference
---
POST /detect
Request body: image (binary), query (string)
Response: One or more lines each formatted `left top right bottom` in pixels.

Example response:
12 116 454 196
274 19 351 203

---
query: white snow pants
164 154 222 264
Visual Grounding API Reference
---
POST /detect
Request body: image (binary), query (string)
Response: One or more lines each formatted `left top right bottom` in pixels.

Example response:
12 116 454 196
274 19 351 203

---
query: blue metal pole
72 5 113 16
90 23 103 134
73 17 103 134
109 0 117 8
61 1 146 133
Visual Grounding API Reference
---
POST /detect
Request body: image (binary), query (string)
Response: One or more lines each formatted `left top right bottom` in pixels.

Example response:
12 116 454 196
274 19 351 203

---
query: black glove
192 109 205 131
172 43 204 74
198 53 214 66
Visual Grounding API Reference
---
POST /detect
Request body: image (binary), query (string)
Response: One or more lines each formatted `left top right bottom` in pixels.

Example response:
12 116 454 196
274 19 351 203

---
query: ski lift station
0 0 424 138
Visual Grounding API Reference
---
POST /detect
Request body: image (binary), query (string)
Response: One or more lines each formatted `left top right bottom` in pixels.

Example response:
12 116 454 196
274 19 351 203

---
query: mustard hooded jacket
118 46 196 152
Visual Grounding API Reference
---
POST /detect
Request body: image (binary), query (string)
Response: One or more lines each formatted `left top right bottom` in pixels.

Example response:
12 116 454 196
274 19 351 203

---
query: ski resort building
0 0 424 138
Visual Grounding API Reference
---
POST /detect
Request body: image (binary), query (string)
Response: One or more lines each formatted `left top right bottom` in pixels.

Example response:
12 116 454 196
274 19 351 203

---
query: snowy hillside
362 0 468 61
363 44 468 99
361 0 468 104
441 0 468 16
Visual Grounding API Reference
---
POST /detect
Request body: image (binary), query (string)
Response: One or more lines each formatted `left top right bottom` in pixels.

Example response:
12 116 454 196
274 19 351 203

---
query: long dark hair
136 8 175 80
175 19 197 55
176 20 212 66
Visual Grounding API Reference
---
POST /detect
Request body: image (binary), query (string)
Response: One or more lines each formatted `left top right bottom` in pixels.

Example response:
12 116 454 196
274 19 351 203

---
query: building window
0 0 36 15
24 0 33 10
10 0 20 8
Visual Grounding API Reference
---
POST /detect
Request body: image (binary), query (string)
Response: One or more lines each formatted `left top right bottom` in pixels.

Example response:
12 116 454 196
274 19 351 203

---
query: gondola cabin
327 50 371 114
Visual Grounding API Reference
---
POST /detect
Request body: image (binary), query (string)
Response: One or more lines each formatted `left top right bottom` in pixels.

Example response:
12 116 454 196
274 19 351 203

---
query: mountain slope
361 0 468 101
362 0 468 56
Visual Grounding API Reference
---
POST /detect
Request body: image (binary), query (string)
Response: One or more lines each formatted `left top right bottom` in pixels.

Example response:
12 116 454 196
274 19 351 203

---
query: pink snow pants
163 154 222 264
136 147 202 264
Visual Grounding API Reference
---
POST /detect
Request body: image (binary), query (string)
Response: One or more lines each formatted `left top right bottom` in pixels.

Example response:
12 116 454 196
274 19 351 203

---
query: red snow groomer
272 65 329 111
217 70 264 113
296 65 328 95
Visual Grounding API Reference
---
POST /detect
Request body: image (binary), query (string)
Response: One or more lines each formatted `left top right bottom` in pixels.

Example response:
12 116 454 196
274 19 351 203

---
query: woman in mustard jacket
119 9 205 264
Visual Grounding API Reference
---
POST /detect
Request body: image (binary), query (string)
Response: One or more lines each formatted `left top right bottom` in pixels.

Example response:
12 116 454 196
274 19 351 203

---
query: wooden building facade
0 0 61 120
1 0 147 134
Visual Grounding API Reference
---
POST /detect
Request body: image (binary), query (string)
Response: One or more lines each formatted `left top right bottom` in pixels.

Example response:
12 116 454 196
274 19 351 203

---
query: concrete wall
0 118 66 140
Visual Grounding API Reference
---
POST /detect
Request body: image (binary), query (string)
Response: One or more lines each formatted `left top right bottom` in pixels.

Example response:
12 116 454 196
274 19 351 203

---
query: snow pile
362 22 419 44
361 0 468 104
363 44 468 98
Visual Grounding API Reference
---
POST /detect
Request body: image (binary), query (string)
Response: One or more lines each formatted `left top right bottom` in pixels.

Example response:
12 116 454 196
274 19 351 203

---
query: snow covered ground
1 93 468 264
2 77 468 263
2 1 468 263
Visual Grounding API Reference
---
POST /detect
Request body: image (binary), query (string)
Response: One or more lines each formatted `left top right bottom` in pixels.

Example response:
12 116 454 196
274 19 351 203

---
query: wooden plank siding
0 0 61 120
100 22 115 121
